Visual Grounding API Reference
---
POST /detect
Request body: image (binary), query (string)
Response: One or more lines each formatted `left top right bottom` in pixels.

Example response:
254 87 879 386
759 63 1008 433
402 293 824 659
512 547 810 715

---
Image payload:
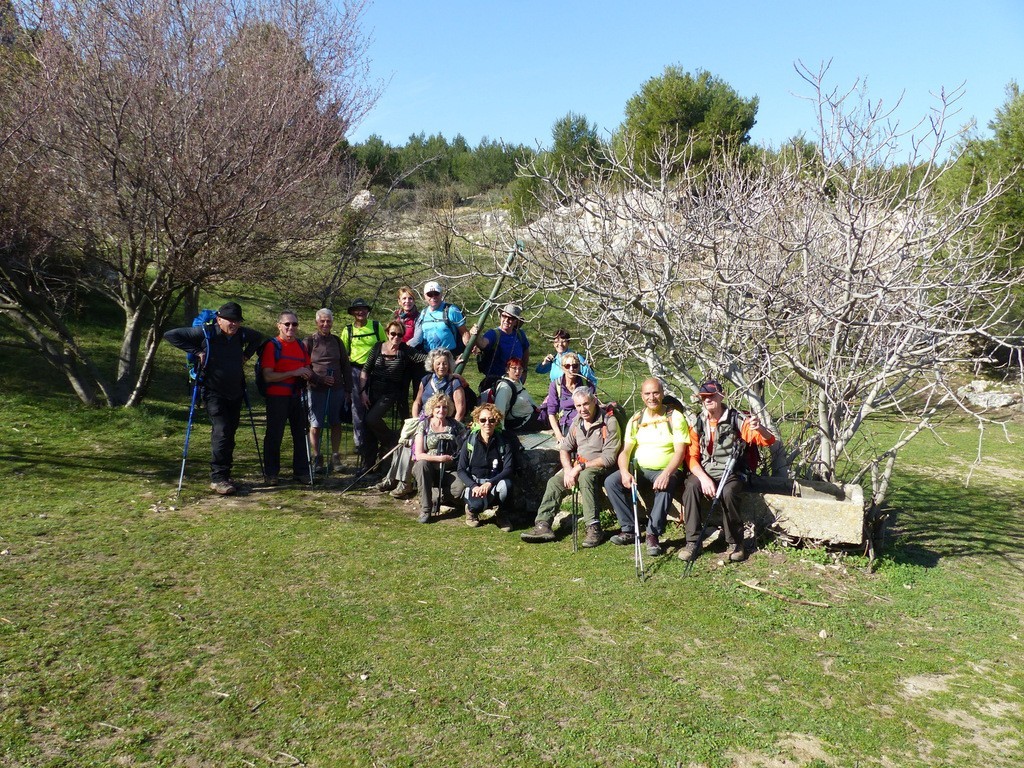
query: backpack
477 328 528 376
254 338 307 398
479 378 518 411
415 304 465 355
345 320 383 349
693 408 762 475
186 309 219 383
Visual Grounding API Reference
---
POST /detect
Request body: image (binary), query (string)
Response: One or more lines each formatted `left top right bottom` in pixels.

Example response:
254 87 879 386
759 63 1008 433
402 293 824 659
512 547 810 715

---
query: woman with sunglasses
359 320 427 475
540 352 596 442
456 404 516 531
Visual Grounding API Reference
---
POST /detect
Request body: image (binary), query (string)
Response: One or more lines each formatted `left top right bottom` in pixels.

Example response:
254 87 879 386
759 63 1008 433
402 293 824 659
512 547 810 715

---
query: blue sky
349 0 1024 153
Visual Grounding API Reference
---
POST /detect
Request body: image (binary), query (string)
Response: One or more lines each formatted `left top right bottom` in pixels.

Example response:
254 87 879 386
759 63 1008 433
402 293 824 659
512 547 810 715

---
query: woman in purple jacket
541 352 595 442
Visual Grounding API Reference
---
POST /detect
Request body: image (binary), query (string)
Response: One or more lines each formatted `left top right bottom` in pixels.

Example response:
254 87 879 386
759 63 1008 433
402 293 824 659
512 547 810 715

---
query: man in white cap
473 302 530 389
409 280 471 354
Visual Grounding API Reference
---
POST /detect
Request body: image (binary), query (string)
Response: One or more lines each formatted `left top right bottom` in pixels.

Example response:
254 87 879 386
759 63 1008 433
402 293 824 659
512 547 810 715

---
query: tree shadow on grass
885 471 1024 574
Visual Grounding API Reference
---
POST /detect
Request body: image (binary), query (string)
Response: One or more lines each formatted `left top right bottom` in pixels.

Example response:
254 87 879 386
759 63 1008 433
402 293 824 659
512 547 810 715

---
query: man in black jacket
164 302 263 495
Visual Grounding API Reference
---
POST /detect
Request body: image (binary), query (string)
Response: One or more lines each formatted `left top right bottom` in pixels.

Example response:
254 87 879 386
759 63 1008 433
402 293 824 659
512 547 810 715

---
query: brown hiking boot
493 510 513 532
726 543 747 562
521 520 555 543
464 507 480 528
678 541 702 562
210 480 236 495
582 524 604 548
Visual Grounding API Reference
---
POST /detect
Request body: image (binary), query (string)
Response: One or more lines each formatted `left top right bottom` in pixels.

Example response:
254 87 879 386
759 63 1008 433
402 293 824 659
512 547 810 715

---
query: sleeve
535 359 552 375
163 326 204 355
242 329 264 359
686 426 702 472
448 305 466 327
375 323 388 344
539 380 559 417
260 341 277 371
340 326 352 354
483 329 496 348
741 417 777 447
362 343 381 382
671 410 690 446
456 435 474 486
493 380 513 417
491 436 515 484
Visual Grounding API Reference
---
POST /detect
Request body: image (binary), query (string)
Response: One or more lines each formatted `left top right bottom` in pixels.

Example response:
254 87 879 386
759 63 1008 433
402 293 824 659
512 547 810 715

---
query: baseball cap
217 302 244 322
697 379 725 397
423 281 444 296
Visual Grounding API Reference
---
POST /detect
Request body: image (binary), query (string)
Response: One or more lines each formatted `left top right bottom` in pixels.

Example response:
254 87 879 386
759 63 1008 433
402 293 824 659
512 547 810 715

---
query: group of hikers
165 281 775 563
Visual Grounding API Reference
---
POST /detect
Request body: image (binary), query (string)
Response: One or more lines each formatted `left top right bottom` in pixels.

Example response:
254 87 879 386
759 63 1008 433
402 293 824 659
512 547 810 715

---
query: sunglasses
280 322 299 327
387 332 403 338
426 291 441 298
563 363 579 369
477 417 497 424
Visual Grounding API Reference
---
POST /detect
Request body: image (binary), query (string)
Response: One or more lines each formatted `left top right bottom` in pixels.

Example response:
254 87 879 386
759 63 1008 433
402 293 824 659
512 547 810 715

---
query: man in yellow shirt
604 378 689 557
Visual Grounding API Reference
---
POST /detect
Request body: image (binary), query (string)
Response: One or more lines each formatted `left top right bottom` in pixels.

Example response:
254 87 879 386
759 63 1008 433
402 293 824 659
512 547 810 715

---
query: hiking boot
678 541 702 562
520 520 555 543
390 482 415 499
610 530 635 546
329 453 343 472
465 507 480 528
210 480 236 495
726 543 748 562
417 509 430 524
313 454 324 473
369 479 395 493
582 524 604 548
646 533 664 557
493 510 513 532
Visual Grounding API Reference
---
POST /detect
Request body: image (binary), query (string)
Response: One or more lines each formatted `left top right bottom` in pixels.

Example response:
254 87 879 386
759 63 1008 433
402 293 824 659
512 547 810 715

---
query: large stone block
743 477 865 545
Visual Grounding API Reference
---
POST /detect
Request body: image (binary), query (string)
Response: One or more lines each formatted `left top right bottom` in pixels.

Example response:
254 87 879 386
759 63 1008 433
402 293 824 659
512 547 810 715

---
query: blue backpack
186 309 220 383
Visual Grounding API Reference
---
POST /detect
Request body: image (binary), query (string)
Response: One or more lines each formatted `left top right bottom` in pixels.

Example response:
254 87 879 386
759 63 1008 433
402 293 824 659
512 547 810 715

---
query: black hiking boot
610 530 635 546
646 533 664 557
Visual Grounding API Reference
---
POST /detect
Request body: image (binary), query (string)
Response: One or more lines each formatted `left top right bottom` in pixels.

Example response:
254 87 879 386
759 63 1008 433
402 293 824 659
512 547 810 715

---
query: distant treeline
346 132 536 198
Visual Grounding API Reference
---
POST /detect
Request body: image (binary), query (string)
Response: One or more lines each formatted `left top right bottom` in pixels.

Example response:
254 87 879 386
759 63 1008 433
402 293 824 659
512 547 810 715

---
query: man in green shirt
341 298 387 471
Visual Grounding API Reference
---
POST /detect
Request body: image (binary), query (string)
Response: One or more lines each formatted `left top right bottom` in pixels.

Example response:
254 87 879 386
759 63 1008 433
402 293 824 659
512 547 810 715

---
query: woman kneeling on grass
410 393 467 524
456 403 515 532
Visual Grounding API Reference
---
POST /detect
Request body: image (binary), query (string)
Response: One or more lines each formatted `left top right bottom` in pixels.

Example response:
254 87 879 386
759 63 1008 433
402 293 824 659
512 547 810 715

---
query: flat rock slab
744 477 865 545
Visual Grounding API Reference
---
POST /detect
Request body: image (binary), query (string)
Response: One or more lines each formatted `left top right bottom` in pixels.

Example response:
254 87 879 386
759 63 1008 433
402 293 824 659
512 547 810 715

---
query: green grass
2 289 1024 766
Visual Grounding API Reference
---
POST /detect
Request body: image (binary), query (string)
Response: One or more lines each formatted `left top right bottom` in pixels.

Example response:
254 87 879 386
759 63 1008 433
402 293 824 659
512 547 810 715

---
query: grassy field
2 298 1023 767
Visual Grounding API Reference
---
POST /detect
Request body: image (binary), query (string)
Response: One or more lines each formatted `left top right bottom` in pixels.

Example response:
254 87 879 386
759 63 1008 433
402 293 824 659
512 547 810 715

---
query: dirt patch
900 673 953 698
727 732 834 766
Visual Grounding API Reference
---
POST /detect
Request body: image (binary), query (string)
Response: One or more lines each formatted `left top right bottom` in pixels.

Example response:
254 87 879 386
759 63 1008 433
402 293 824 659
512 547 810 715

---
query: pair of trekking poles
625 447 741 581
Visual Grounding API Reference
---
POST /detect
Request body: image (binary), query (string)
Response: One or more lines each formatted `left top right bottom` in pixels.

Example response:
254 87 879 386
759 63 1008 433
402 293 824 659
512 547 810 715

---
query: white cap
423 280 444 295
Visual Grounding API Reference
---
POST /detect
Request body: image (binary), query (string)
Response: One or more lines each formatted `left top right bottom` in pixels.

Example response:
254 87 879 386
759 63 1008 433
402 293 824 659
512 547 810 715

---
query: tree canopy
617 66 758 174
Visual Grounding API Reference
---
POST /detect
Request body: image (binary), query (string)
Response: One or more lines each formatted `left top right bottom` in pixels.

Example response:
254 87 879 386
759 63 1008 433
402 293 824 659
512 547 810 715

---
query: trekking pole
682 449 741 578
300 388 315 486
434 437 452 516
630 462 645 582
340 441 405 493
454 240 523 377
321 367 333 476
242 387 264 478
175 379 202 500
571 484 580 554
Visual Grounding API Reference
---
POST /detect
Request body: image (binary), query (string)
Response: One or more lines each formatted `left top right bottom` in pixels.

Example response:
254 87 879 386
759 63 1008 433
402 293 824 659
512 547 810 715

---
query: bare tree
493 63 1022 513
0 0 378 405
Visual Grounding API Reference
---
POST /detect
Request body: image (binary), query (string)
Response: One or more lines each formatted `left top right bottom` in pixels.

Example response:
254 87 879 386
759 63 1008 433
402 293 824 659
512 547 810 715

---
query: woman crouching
456 403 515 532
411 393 467 524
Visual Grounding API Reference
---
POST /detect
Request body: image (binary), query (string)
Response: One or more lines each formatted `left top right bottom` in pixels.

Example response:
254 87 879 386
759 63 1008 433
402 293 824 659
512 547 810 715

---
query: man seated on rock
521 387 621 548
679 379 776 564
604 377 689 557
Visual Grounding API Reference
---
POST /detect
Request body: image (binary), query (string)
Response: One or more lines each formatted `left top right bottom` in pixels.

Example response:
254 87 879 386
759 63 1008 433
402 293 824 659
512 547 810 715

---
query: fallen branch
737 579 830 608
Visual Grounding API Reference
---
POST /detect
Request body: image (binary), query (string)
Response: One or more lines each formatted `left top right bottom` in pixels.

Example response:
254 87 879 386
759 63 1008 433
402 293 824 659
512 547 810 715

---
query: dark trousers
411 459 466 514
604 467 681 537
364 388 400 466
681 472 745 546
205 392 242 483
264 394 309 479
